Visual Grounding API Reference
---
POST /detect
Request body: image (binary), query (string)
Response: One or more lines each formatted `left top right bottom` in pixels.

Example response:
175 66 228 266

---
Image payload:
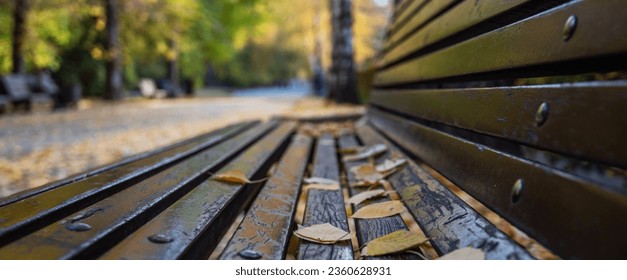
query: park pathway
0 92 305 197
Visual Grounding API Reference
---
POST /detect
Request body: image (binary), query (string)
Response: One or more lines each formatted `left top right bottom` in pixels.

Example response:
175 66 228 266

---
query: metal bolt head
147 234 174 244
65 222 92 232
563 15 577 41
238 249 263 259
511 179 524 204
535 102 549 127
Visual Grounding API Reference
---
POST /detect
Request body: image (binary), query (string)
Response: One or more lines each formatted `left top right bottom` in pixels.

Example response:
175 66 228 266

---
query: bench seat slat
337 134 417 260
0 121 256 246
367 108 627 259
376 0 627 86
0 121 278 259
219 134 313 260
298 134 353 260
100 122 296 259
355 123 533 260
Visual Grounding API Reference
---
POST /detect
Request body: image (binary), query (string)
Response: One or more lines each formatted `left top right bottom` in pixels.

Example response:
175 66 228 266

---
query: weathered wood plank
367 108 627 259
381 0 531 66
388 0 429 36
370 81 627 169
385 0 460 50
298 134 353 260
337 134 416 260
354 122 534 260
376 0 627 86
218 134 313 260
0 121 256 246
0 121 279 259
100 122 297 260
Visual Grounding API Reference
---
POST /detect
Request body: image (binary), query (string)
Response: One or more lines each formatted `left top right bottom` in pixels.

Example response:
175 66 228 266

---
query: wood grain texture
0 121 279 259
367 108 627 259
337 134 416 260
0 121 256 247
297 134 353 260
99 122 297 260
219 134 313 260
380 0 531 66
370 82 627 170
354 122 533 260
376 0 627 86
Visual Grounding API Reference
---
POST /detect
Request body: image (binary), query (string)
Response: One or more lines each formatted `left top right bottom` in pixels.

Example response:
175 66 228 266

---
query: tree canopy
0 0 390 96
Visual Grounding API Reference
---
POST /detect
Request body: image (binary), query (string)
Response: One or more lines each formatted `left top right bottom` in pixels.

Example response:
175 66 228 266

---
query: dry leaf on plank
303 183 340 191
303 177 339 185
351 200 406 219
376 158 407 173
350 163 384 183
212 170 266 184
361 230 430 257
339 147 361 155
347 189 386 205
294 223 351 244
437 247 485 260
344 144 387 162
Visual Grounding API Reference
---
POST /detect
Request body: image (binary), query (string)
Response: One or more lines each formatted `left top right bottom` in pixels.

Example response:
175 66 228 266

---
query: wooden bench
0 0 625 260
0 74 58 112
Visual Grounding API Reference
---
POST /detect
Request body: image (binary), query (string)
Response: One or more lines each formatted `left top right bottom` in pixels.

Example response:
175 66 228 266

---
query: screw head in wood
563 15 577 41
535 102 549 127
511 179 524 204
238 249 263 259
147 234 174 244
65 222 92 232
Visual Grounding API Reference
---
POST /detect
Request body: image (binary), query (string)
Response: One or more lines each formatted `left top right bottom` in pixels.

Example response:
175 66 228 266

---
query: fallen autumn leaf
437 247 485 260
362 230 430 257
294 223 351 245
347 189 386 205
351 200 406 219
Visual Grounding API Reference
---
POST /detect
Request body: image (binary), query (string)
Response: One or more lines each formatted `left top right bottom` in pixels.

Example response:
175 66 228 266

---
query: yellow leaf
375 158 407 173
212 170 266 184
304 177 339 185
437 247 485 260
350 163 384 183
347 189 385 205
294 223 351 244
351 200 406 219
344 144 387 161
362 230 430 257
303 183 340 191
339 147 361 155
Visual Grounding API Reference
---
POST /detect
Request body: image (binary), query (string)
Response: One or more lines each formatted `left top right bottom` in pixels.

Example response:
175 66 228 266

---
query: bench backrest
0 74 32 101
369 0 627 259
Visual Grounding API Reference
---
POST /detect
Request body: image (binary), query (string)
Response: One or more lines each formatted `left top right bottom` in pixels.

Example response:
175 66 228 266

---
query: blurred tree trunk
104 0 122 100
328 0 359 104
12 0 29 74
166 38 179 92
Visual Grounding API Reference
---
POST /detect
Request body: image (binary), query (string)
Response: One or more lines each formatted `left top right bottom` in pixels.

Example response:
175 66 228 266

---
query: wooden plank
99 122 296 260
1 75 31 101
297 134 353 260
337 134 417 260
354 123 534 259
376 0 627 86
388 0 429 37
380 0 531 66
370 81 627 169
219 134 313 260
367 108 627 259
385 0 460 50
0 121 257 246
0 121 279 259
0 121 258 207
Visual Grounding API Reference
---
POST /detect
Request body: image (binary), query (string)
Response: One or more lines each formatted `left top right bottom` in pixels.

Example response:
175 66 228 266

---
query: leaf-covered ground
0 95 361 198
